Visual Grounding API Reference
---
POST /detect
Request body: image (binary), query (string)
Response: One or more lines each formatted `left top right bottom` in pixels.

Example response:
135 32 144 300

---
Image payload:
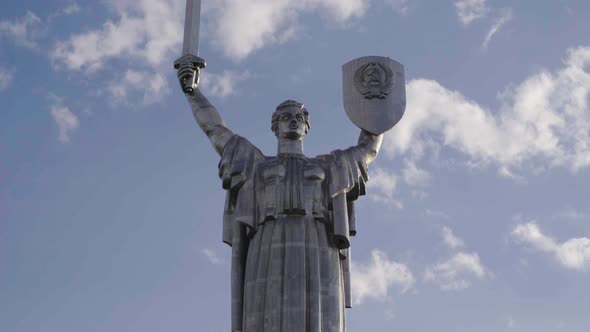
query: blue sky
2 0 590 331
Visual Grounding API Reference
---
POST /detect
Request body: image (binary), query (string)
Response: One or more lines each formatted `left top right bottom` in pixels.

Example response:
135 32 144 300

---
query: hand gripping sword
174 0 206 93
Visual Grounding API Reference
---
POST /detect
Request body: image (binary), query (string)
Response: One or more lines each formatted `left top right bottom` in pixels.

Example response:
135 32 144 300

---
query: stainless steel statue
174 1 405 331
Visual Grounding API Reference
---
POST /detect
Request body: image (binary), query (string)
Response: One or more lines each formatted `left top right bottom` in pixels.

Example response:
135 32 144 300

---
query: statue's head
271 100 310 140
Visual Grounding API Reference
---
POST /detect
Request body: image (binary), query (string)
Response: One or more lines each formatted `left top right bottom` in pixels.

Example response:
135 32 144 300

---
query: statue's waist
259 201 330 223
257 176 329 224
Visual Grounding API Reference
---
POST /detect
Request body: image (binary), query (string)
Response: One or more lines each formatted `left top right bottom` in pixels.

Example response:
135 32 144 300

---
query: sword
174 0 206 94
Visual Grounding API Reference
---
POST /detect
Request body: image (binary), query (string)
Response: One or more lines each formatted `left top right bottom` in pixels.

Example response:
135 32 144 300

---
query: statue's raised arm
177 63 233 156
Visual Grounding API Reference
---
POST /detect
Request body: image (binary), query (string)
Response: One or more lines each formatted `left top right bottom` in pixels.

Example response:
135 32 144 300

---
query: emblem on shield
343 56 406 135
354 62 394 99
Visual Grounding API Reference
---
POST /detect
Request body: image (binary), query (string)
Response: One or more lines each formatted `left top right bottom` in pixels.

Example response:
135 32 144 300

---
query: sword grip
174 54 206 94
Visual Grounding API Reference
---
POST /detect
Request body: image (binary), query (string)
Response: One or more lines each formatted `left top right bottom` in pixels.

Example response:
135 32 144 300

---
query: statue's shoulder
256 155 279 167
219 135 266 190
313 147 359 165
221 135 265 161
313 148 369 188
312 152 334 163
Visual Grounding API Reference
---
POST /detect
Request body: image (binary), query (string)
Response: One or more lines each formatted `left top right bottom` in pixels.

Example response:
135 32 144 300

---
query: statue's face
277 107 308 140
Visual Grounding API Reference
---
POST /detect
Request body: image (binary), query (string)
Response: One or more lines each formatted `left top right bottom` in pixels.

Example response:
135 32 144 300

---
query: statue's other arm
355 130 383 165
177 63 234 155
184 88 234 156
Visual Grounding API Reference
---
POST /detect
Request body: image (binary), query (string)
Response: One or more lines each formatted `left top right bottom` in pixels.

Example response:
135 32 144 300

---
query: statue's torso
256 154 330 223
244 153 345 332
220 135 368 332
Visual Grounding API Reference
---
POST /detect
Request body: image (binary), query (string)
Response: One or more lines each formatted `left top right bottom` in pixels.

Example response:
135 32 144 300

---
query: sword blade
182 0 201 56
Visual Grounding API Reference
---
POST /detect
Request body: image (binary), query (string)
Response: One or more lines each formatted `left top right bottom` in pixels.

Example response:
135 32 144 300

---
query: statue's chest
256 155 327 220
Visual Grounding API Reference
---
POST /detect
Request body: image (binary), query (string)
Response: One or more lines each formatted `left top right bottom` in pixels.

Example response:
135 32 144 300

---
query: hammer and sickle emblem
354 62 395 99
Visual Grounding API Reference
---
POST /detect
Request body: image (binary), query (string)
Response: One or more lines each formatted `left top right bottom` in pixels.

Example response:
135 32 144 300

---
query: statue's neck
277 137 304 155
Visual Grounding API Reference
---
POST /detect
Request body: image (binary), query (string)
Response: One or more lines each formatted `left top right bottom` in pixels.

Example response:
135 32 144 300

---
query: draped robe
219 135 371 332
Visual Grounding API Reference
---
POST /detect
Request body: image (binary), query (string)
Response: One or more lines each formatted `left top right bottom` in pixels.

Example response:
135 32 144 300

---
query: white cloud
52 0 184 72
402 160 430 186
201 248 224 265
366 167 402 208
51 0 373 69
51 0 184 102
200 70 251 98
385 46 590 176
0 5 81 49
62 4 82 15
512 222 558 252
50 0 413 69
208 0 369 60
557 239 590 270
553 207 588 221
382 0 409 15
424 252 488 290
482 8 513 49
454 0 488 25
108 70 169 104
50 104 79 143
442 226 465 249
0 11 43 48
425 226 488 290
507 317 516 329
50 0 411 102
512 222 590 271
106 68 248 103
351 249 414 305
48 3 82 22
0 67 14 90
411 190 428 200
425 209 451 220
50 1 257 102
497 165 526 182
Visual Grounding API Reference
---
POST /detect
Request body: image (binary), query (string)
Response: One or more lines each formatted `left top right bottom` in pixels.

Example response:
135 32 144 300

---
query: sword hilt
174 54 206 94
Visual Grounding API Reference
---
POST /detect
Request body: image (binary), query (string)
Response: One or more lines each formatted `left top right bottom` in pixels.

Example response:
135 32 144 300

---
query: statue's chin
282 131 304 140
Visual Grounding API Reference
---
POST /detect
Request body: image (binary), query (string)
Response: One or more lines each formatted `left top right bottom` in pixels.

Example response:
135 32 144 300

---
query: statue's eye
281 114 291 120
296 115 304 122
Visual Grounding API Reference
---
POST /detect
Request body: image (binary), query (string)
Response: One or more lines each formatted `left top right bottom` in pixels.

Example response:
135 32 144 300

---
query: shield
342 56 406 135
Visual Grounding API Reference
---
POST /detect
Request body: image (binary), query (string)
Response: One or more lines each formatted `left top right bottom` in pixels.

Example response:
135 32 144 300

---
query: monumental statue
174 1 406 331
